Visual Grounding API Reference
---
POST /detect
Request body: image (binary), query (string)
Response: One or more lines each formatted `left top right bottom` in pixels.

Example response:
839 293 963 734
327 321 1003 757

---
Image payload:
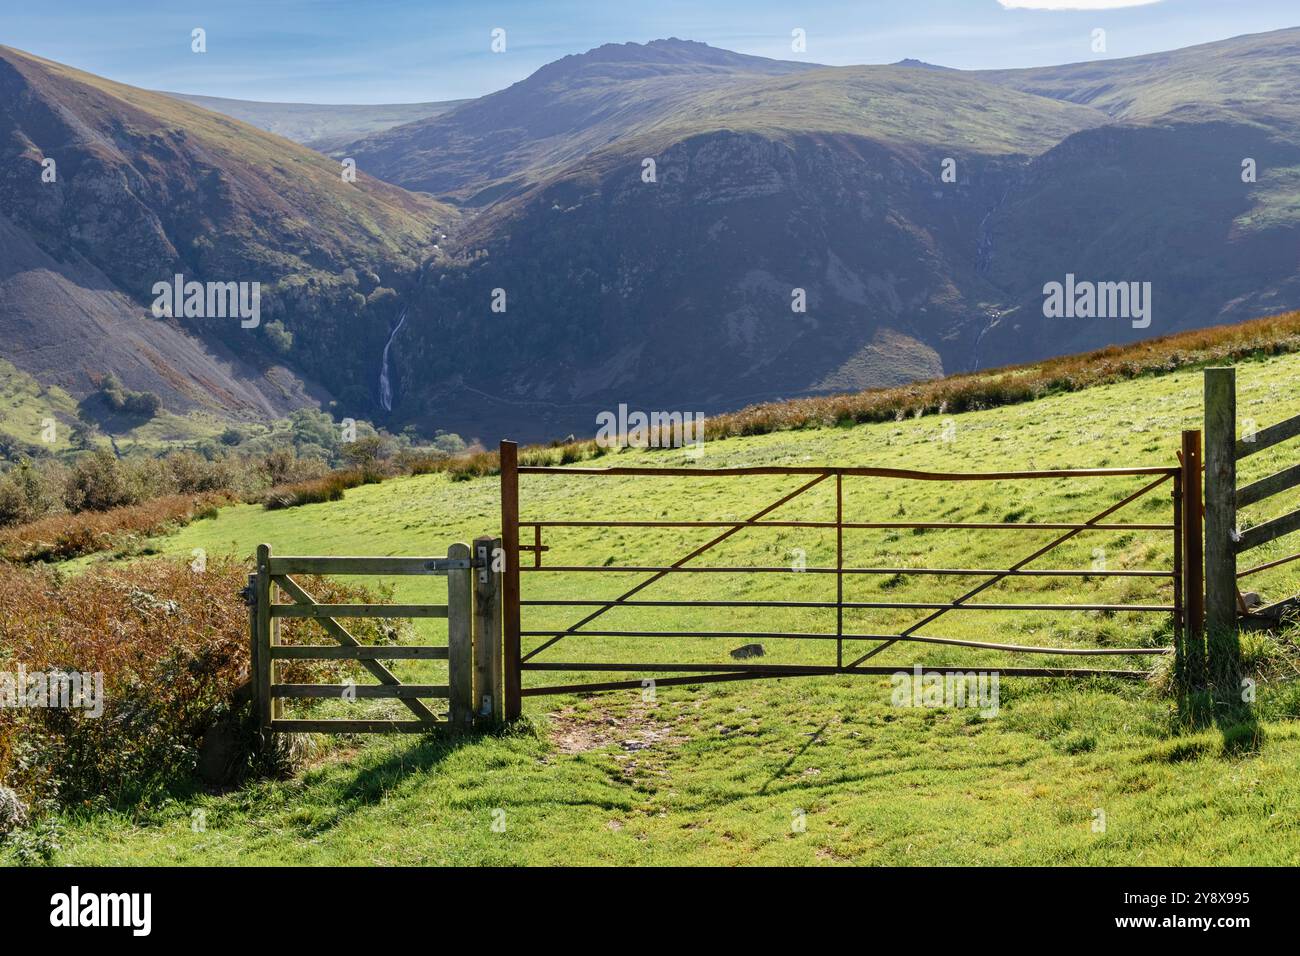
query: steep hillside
162 93 468 152
0 45 454 427
978 27 1300 132
0 212 324 425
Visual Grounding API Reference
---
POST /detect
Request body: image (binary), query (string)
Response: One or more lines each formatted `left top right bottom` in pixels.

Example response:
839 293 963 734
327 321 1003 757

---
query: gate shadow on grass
758 722 829 795
1176 629 1262 757
335 728 499 808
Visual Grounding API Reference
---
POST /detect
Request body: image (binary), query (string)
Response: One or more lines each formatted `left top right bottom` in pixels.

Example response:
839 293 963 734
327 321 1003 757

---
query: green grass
0 358 80 453
0 356 250 457
31 349 1300 866
47 688 1300 866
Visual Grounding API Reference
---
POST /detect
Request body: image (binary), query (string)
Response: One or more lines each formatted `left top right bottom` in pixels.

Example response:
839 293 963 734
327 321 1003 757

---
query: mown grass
16 346 1300 866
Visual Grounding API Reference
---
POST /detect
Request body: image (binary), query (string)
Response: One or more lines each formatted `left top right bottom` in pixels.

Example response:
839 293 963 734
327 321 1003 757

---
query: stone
0 786 29 835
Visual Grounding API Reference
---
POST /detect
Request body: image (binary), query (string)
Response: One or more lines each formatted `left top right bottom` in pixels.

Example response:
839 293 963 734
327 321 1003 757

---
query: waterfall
378 308 408 412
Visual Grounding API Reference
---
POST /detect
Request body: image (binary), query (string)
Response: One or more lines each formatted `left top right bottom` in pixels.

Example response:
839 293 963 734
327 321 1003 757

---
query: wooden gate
248 539 504 733
1204 366 1300 632
499 439 1201 718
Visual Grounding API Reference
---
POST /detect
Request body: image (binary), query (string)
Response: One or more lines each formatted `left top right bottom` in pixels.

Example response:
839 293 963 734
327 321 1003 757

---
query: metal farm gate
497 438 1204 719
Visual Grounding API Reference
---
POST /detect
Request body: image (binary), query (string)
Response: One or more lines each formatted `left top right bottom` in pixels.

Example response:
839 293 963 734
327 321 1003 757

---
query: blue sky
3 0 1297 103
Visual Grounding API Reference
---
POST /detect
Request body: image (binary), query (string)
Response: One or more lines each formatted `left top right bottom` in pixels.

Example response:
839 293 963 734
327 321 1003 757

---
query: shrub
0 559 406 812
262 470 363 510
341 435 386 469
0 461 66 527
261 468 384 512
0 493 230 563
259 446 329 487
96 373 161 420
63 450 135 513
166 450 240 494
263 320 294 355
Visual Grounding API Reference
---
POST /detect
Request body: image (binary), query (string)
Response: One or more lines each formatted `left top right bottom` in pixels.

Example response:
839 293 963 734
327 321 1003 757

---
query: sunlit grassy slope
49 349 1300 866
0 357 235 455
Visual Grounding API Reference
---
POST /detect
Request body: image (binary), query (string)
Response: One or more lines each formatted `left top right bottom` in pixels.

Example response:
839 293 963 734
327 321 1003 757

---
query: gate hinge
423 558 472 573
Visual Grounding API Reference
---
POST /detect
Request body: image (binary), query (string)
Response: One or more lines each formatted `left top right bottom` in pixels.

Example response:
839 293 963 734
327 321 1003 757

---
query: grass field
25 350 1300 865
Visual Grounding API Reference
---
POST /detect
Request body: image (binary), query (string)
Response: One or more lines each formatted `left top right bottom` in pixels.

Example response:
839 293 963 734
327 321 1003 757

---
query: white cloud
997 0 1162 9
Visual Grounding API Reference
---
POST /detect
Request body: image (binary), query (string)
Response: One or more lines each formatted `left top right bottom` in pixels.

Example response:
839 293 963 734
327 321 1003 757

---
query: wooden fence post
500 441 522 721
1180 431 1205 687
255 544 273 733
474 535 504 722
1204 368 1238 644
246 571 261 725
447 542 474 729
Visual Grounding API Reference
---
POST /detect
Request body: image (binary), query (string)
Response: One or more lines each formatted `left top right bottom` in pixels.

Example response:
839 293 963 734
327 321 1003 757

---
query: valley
3 30 1299 444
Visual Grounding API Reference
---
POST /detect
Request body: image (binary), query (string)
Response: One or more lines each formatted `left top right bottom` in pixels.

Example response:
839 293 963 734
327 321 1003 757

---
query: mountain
382 62 1111 439
0 45 454 429
892 59 956 71
342 38 822 201
977 28 1300 130
345 31 1299 440
964 28 1300 364
161 93 468 152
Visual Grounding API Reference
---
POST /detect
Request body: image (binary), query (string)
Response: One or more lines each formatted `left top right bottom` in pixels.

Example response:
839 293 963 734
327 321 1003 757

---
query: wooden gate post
255 544 273 733
473 535 504 721
1204 368 1238 645
246 571 262 728
447 542 474 729
1180 431 1206 687
500 441 523 720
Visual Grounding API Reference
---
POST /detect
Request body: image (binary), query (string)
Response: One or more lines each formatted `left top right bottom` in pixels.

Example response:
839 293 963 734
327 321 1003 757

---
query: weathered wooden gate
498 438 1202 719
248 539 503 733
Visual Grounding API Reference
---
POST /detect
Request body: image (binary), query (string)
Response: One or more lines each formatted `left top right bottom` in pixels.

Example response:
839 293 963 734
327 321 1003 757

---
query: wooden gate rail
248 542 504 734
500 440 1189 713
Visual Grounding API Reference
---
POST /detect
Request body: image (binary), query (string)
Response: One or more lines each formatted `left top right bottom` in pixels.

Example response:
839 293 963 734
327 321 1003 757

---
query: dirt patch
548 703 687 755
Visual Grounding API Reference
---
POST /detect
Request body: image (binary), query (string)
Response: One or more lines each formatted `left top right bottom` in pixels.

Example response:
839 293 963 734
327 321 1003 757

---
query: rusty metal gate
498 436 1205 718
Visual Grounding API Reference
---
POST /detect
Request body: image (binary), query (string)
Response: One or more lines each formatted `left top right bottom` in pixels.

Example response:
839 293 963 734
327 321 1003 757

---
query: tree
341 435 384 469
263 320 294 355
